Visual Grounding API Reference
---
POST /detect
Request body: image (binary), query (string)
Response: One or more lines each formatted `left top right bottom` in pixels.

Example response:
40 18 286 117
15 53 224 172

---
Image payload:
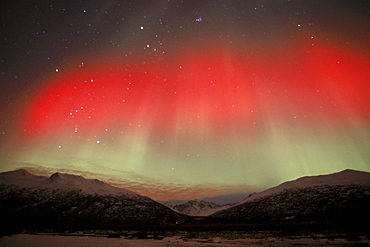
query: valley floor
1 232 369 247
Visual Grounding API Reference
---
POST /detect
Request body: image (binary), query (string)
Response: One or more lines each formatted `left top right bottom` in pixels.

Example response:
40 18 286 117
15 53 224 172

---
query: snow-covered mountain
0 169 46 187
1 168 369 232
0 169 136 196
166 169 370 217
211 184 370 224
0 169 193 234
210 169 370 224
238 169 370 204
165 199 234 216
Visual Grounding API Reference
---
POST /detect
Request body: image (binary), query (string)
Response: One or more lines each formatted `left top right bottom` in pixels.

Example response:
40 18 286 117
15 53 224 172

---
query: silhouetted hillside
0 184 191 235
211 184 370 226
1 169 369 236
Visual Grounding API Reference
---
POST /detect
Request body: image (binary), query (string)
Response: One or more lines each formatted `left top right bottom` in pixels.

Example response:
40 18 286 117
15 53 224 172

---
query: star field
0 0 369 202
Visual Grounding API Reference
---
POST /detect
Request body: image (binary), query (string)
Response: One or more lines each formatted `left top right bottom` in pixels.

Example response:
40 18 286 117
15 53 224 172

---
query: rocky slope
238 169 370 204
166 199 234 216
210 170 370 225
1 168 369 234
0 169 136 195
210 184 370 224
0 169 192 235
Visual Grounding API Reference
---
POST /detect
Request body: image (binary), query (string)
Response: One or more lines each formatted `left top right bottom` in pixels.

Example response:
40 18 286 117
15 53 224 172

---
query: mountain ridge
1 168 369 204
210 183 370 224
164 199 236 216
238 169 370 205
0 169 46 187
0 169 138 196
0 169 194 234
165 199 232 216
0 168 369 234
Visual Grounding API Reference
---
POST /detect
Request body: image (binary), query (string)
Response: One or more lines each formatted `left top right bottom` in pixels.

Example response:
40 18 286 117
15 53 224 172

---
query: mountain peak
43 172 138 196
0 169 47 187
13 169 29 175
49 172 61 181
189 198 202 204
169 199 232 216
0 169 138 197
338 169 364 175
48 172 84 182
239 169 370 204
2 169 33 177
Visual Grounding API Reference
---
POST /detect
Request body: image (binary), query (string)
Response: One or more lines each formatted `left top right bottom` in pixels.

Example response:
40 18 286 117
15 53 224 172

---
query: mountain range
210 169 370 224
164 169 370 216
237 169 370 205
0 169 192 235
164 199 235 216
1 168 369 234
0 169 136 196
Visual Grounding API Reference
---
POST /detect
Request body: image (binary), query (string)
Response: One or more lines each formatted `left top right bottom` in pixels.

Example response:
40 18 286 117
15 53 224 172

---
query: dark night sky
1 0 369 202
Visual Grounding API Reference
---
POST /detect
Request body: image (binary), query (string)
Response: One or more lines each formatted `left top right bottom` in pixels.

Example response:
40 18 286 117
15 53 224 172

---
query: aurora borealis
1 1 369 202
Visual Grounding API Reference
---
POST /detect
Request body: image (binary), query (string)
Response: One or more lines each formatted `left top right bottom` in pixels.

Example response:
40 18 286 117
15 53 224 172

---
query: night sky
1 0 369 203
